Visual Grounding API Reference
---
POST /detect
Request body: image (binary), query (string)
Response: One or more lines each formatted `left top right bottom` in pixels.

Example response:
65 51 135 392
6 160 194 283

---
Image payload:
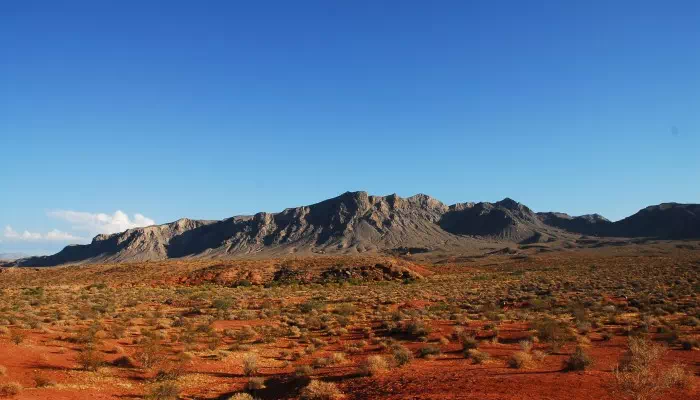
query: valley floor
0 242 698 399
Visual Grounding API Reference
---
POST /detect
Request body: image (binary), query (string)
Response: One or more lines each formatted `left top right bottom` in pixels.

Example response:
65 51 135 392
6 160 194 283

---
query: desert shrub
519 339 533 353
213 298 233 311
236 326 257 341
334 303 356 316
563 346 593 371
243 352 258 376
154 364 184 382
329 352 347 365
458 332 478 351
507 351 532 369
300 380 344 400
391 345 413 367
313 357 330 368
300 300 325 314
0 382 22 397
295 364 314 377
76 347 104 371
665 363 693 389
618 336 665 371
135 338 164 369
532 317 572 351
359 355 389 376
613 336 681 400
288 326 302 337
466 349 490 364
532 350 547 361
402 320 431 338
10 330 25 345
418 345 441 358
146 382 180 400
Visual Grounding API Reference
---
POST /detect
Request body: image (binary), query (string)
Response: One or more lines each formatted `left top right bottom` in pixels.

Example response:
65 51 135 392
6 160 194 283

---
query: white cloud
3 225 82 241
47 210 156 235
45 229 82 241
3 226 19 239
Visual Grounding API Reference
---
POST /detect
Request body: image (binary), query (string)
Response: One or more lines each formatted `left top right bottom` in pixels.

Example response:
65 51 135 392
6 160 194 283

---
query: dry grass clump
300 379 344 400
145 381 180 400
391 344 413 367
613 336 691 400
0 382 22 397
518 339 533 353
76 346 104 371
665 363 693 390
507 351 532 369
247 376 266 390
135 338 164 369
532 317 572 352
532 350 547 362
243 352 259 376
359 355 389 376
458 331 479 352
466 349 490 364
295 364 314 377
9 330 25 345
417 345 441 359
329 352 347 365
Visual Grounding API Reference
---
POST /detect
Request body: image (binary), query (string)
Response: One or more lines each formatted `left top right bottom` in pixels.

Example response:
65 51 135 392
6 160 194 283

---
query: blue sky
1 1 699 255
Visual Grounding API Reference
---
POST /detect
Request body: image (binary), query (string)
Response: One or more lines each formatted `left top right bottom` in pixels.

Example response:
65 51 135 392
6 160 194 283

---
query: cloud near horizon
47 210 156 235
2 210 155 246
3 225 82 241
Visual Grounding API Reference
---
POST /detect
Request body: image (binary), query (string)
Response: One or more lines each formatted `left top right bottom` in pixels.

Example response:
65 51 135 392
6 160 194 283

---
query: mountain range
6 191 700 267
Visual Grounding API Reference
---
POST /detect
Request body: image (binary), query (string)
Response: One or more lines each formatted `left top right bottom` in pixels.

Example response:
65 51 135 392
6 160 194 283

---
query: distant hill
538 203 700 239
0 253 29 262
7 192 700 267
537 212 612 236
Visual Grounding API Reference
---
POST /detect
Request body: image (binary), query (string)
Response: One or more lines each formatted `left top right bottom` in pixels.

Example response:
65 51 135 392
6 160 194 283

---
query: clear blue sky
1 1 699 254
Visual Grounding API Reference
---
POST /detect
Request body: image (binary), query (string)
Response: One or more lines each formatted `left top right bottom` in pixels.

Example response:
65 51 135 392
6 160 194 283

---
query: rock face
9 192 700 267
